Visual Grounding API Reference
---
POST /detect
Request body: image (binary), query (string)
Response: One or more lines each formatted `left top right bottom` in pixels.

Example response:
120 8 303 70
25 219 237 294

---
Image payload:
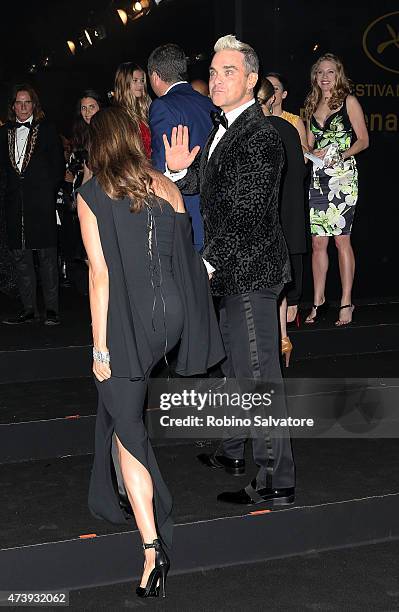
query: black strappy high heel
304 301 329 324
136 538 170 599
335 304 355 326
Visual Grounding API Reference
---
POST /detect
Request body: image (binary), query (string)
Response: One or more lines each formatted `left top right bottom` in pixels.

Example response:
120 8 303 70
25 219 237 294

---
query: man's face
13 90 33 122
209 49 257 113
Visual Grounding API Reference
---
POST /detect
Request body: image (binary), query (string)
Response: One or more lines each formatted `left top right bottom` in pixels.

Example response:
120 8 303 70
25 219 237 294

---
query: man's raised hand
163 125 200 172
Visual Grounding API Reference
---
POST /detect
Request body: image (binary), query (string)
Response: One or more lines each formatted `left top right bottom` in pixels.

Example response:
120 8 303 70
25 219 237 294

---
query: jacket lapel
21 124 39 173
199 125 218 183
202 103 260 180
7 127 19 175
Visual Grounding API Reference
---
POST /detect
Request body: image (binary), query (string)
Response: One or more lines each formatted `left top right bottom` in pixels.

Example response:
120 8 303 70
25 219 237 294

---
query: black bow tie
211 110 228 130
15 122 31 130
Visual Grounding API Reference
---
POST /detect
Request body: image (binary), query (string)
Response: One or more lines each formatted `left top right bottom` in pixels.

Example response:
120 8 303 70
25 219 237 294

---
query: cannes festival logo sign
363 11 399 74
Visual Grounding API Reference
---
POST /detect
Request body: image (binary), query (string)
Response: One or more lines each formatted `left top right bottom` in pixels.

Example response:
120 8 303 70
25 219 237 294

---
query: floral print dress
309 99 358 236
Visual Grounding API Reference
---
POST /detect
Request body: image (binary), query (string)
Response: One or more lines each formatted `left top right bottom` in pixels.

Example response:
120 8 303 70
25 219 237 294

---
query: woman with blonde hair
304 53 368 326
77 106 223 598
114 62 152 158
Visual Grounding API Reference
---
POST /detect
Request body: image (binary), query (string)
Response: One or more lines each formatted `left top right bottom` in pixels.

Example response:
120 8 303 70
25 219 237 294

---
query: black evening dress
78 177 224 549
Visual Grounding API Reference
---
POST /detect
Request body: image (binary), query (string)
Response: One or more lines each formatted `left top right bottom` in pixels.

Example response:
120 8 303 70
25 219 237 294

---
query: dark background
0 0 397 301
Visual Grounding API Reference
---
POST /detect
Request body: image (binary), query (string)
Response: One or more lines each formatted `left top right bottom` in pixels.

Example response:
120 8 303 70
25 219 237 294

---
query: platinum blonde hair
214 34 259 75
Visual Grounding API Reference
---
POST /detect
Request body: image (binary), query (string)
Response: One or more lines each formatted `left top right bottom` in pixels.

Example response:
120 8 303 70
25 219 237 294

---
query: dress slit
89 381 173 550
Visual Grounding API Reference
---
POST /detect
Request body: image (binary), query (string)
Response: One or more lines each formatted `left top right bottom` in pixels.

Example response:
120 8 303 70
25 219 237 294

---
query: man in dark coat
0 84 64 325
148 43 216 251
164 35 296 507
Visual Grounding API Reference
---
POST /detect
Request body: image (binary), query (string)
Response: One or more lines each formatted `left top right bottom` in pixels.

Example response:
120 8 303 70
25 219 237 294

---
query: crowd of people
0 44 369 333
0 34 369 598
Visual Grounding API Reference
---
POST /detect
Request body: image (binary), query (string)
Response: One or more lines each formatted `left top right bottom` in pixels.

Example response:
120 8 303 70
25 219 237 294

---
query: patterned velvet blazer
177 101 291 297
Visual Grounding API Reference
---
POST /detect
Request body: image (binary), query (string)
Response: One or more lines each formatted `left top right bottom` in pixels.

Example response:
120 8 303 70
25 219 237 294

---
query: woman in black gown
77 107 223 598
257 78 306 366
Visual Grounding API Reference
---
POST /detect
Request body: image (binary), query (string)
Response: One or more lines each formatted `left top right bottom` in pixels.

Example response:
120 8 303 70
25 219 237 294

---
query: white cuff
164 163 188 182
203 258 215 275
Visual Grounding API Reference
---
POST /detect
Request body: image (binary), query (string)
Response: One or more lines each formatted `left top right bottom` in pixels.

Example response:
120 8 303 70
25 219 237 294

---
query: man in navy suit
148 43 215 251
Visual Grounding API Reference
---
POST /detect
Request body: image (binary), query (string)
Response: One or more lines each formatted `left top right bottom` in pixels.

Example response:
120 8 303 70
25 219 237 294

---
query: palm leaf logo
377 23 399 54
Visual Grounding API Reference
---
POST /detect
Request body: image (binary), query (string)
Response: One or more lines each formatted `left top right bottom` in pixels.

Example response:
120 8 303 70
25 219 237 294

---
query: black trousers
12 248 59 314
217 286 295 489
285 253 303 306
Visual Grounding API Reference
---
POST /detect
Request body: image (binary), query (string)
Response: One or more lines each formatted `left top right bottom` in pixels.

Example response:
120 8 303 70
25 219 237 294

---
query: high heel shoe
287 311 301 328
281 336 293 368
304 301 329 324
335 304 355 326
136 538 170 599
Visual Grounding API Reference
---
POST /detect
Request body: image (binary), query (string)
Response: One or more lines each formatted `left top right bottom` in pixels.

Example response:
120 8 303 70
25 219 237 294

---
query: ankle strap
142 538 161 550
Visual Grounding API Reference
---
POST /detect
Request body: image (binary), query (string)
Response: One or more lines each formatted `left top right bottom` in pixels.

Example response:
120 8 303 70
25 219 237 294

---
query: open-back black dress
78 177 224 549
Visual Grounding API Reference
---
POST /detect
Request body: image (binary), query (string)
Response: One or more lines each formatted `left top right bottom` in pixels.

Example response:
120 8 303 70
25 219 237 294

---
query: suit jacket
149 82 216 249
266 116 307 255
0 120 64 249
177 102 291 297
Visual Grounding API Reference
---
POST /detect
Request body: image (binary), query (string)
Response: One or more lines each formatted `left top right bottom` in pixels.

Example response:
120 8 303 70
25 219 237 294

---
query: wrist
93 346 110 364
93 342 108 352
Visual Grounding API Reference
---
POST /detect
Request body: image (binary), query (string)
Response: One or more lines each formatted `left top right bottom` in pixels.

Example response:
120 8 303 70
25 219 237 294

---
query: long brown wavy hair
113 62 151 126
8 83 45 122
88 106 154 212
304 53 352 120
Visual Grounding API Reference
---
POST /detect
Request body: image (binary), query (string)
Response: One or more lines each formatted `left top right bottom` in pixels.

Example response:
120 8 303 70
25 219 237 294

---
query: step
1 353 399 463
1 439 399 590
1 302 398 382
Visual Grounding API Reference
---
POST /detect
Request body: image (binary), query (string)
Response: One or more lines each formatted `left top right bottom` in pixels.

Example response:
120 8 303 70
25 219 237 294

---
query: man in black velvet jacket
0 85 64 325
164 35 295 507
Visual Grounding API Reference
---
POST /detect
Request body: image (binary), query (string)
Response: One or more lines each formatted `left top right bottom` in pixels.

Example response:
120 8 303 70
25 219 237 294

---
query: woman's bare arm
342 95 369 160
151 172 187 213
77 193 110 382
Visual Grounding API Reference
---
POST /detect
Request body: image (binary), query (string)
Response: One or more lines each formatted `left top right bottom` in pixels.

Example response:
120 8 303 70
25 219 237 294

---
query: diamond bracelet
93 347 110 364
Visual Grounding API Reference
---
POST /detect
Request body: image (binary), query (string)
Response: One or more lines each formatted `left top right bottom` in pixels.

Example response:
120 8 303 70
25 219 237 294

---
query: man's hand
163 125 200 172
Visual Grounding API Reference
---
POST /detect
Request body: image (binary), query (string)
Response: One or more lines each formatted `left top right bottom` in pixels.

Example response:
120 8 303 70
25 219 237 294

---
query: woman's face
316 60 337 93
267 76 287 108
81 97 100 124
130 70 145 98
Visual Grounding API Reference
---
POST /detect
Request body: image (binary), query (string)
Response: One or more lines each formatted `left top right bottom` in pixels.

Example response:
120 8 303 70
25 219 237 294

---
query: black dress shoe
2 311 39 325
217 480 295 506
44 310 60 326
197 452 245 476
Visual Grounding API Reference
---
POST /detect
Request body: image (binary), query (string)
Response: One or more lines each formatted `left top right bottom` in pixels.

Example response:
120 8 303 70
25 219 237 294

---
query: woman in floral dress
304 54 369 325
